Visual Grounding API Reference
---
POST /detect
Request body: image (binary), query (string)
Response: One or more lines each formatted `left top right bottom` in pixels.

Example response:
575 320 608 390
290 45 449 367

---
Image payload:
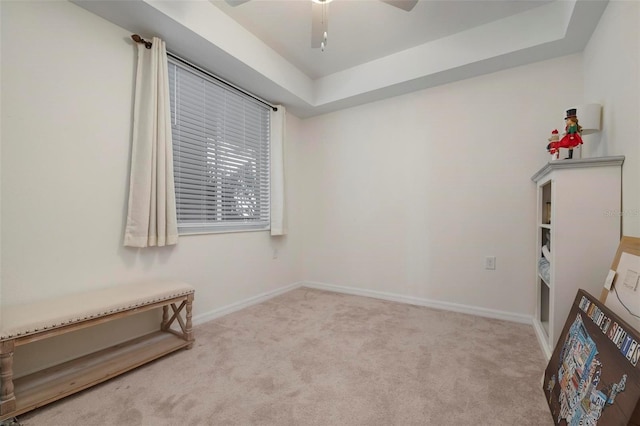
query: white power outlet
485 256 496 270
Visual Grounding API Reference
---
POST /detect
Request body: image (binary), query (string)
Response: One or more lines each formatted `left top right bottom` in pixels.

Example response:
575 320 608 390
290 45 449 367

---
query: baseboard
193 282 303 326
192 280 534 328
303 281 533 325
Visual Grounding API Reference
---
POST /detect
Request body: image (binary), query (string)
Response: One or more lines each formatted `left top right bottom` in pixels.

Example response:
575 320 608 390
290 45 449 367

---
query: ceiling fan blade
224 0 251 6
380 0 418 12
311 2 328 48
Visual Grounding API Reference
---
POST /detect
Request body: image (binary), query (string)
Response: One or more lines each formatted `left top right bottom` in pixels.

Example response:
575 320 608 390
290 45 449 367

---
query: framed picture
544 289 640 425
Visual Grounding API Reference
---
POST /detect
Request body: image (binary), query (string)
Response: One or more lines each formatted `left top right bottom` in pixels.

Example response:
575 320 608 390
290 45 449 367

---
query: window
168 57 270 234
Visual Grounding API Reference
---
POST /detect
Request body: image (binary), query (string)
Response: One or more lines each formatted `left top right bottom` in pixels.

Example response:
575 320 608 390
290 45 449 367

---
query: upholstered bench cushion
1 281 194 340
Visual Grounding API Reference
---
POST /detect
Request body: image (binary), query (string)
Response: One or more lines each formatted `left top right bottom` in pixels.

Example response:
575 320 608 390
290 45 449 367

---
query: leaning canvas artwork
544 289 640 425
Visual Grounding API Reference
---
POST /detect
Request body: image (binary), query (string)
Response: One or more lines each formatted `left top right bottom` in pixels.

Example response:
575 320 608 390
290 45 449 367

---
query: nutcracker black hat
565 108 577 119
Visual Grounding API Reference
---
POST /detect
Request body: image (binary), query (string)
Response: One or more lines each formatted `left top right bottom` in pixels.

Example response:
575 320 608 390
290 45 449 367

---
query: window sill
178 225 270 236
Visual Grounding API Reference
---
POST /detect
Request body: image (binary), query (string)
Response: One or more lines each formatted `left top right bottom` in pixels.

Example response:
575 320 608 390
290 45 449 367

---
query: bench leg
160 295 194 349
185 294 194 349
161 305 169 331
0 340 16 416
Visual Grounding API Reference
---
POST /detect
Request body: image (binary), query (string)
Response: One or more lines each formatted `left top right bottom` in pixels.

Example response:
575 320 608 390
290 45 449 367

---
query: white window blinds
168 57 270 234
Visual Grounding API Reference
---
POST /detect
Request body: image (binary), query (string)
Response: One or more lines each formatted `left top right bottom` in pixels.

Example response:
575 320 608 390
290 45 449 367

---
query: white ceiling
211 0 553 79
74 0 608 118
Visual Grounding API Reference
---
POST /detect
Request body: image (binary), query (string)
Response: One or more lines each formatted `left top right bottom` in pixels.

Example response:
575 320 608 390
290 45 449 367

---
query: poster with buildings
544 289 640 425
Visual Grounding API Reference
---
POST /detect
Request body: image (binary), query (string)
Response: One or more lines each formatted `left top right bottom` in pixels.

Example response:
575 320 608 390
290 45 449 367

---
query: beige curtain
124 37 178 247
270 106 286 236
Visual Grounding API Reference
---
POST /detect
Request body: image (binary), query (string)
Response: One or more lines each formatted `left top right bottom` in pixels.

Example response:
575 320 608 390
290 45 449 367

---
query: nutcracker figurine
558 108 583 159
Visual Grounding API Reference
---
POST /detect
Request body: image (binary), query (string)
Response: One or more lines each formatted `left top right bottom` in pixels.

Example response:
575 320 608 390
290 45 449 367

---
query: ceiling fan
224 0 419 51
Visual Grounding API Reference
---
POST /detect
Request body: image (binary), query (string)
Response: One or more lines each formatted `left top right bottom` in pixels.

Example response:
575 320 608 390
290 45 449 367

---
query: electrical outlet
485 256 496 270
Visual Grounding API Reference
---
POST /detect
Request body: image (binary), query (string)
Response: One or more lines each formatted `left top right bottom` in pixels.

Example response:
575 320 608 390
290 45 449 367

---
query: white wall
297 55 584 316
1 1 303 374
583 0 640 237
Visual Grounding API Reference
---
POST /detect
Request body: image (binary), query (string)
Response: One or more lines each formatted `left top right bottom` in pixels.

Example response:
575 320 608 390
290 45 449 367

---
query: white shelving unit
531 156 624 359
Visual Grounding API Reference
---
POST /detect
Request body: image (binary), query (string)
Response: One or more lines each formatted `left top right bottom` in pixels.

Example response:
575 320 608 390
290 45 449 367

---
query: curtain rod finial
131 34 152 49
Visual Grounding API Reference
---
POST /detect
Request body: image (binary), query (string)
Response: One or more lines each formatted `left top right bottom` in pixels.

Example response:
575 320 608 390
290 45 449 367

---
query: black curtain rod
131 34 278 112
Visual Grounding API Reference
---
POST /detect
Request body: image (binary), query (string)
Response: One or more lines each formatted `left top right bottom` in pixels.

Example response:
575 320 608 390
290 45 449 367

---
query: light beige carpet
19 288 553 425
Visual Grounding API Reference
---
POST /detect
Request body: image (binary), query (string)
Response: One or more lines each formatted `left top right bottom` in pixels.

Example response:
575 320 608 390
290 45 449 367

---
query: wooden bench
0 281 195 421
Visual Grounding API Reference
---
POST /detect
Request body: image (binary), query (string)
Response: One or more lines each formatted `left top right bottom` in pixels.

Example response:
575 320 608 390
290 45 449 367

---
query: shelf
532 319 552 360
9 331 189 418
532 156 623 359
